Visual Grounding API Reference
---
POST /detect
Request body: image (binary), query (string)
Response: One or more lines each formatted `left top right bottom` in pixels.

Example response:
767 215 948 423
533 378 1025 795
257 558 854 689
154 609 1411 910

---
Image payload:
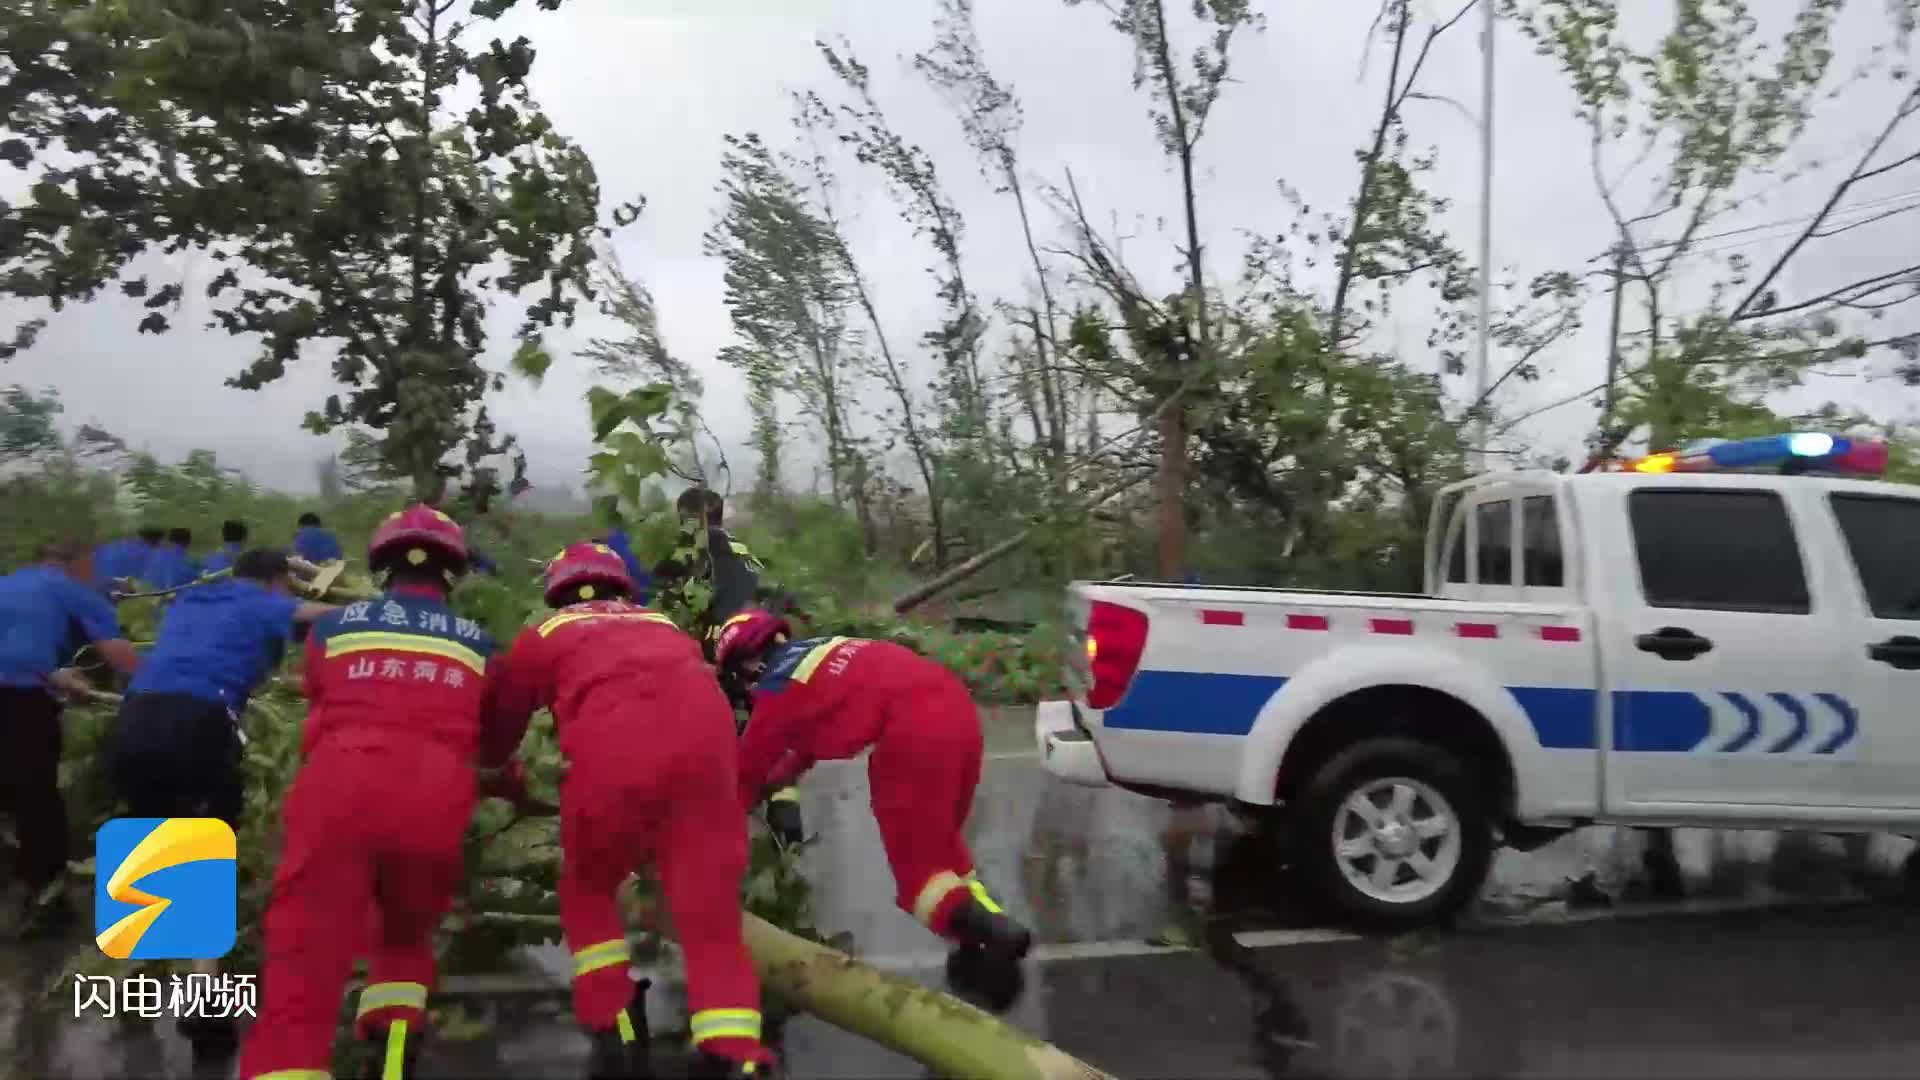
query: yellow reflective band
911 871 969 926
382 1020 408 1080
616 1008 636 1044
791 637 850 684
250 1072 331 1080
968 877 1004 915
720 611 756 632
768 786 800 803
326 632 486 674
355 981 428 1019
689 1007 761 1045
572 938 630 977
537 610 677 638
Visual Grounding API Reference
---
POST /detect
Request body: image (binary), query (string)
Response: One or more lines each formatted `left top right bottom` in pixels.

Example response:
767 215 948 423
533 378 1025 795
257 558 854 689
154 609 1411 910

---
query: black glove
766 797 804 847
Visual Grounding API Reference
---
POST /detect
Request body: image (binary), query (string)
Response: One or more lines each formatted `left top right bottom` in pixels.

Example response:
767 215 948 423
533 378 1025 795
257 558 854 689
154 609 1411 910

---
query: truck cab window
1475 500 1512 585
1831 494 1920 620
1522 495 1563 587
1628 489 1809 613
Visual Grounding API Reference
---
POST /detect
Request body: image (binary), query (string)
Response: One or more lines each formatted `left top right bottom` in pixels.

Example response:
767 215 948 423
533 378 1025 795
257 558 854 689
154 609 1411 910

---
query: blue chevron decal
1719 692 1762 753
1766 692 1808 754
1814 693 1857 754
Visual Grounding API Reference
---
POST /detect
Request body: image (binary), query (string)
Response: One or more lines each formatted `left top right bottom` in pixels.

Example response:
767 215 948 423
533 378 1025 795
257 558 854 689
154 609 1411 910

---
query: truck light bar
1624 433 1888 477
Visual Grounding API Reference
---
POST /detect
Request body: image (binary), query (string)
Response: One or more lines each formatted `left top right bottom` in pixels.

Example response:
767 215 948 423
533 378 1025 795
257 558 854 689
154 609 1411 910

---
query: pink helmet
368 504 468 573
713 609 791 670
543 542 635 607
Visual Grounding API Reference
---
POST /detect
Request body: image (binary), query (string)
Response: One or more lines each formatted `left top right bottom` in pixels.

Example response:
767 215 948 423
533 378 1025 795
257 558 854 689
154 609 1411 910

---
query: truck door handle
1635 627 1714 661
1869 636 1920 671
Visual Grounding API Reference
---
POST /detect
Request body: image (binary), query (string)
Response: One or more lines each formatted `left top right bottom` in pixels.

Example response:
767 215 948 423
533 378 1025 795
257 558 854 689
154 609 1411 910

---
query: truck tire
1291 736 1494 932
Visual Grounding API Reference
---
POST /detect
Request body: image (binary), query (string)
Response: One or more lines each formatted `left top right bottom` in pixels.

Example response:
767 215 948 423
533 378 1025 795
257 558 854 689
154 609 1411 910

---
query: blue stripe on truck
1104 670 1289 736
1095 673 1848 755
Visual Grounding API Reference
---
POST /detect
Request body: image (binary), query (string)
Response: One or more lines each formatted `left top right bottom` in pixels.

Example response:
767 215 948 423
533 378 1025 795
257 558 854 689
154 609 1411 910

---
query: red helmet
713 609 791 670
543 541 635 606
368 504 468 573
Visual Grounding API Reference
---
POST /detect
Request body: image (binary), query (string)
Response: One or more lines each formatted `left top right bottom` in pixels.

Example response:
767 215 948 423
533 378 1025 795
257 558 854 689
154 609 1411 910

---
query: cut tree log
740 913 1113 1080
490 907 1115 1080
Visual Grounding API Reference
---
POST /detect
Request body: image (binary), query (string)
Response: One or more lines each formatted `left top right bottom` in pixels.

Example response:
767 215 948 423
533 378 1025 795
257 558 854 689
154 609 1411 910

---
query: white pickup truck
1035 433 1920 930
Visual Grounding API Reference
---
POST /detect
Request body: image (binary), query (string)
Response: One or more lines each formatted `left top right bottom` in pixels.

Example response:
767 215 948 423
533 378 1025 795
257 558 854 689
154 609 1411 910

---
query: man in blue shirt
293 511 344 564
95 526 164 593
201 520 248 575
603 523 652 605
111 549 335 828
142 526 202 590
0 537 142 936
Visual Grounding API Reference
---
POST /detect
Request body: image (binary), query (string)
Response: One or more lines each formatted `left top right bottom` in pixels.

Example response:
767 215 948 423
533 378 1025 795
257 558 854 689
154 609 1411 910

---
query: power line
1593 187 1920 262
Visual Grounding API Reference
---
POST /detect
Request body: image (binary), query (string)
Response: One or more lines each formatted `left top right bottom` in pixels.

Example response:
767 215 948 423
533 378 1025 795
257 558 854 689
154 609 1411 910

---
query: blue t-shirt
96 539 158 588
200 543 244 574
605 528 653 604
0 566 124 688
293 526 343 563
128 578 302 710
142 545 201 590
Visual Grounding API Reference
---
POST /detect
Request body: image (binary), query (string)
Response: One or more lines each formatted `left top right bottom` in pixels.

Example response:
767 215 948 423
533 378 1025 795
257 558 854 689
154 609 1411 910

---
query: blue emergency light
1626 432 1889 476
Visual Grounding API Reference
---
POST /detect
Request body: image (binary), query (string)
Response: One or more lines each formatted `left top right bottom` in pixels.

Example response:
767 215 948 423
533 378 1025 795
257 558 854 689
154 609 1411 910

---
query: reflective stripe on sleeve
768 786 799 804
689 1006 761 1045
910 870 969 926
616 1007 637 1044
572 939 631 977
355 981 428 1019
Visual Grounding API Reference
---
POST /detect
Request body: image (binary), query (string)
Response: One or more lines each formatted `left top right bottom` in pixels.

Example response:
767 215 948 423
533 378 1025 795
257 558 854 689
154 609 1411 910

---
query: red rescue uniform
484 601 768 1065
737 636 989 937
241 586 505 1080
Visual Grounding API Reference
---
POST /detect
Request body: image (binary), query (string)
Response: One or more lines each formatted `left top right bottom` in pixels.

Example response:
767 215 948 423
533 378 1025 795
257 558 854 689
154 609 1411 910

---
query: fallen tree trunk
740 913 1112 1080
494 907 1114 1080
890 466 1153 615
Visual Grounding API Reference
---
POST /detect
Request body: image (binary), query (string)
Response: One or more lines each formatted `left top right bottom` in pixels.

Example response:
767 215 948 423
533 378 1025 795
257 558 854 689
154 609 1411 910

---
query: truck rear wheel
1292 736 1493 932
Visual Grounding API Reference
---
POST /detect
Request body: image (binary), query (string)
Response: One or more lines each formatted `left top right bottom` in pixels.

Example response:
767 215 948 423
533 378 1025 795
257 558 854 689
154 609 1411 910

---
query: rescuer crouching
713 610 1033 1013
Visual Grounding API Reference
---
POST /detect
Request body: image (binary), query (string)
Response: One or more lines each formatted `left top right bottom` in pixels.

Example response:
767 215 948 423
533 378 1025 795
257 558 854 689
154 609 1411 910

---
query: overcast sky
4 0 1916 497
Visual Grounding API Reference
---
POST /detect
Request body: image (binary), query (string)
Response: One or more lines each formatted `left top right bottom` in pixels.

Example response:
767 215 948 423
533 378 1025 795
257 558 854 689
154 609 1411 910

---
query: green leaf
511 339 553 385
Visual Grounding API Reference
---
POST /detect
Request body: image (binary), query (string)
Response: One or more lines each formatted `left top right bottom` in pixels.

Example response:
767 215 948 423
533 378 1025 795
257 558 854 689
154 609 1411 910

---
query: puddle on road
11 740 1920 1079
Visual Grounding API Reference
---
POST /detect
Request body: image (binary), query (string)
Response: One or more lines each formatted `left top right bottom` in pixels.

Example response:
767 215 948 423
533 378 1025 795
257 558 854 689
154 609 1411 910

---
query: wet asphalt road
11 705 1920 1079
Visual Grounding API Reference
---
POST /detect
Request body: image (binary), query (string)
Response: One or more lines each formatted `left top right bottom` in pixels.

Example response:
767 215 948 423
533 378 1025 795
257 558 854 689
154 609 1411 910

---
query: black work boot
585 978 653 1080
178 1013 239 1063
686 1048 774 1079
943 896 1034 1014
357 1021 423 1080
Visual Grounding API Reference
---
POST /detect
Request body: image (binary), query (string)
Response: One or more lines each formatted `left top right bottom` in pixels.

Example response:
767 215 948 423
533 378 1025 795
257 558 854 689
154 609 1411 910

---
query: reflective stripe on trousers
690 1006 761 1046
355 980 428 1019
573 939 630 978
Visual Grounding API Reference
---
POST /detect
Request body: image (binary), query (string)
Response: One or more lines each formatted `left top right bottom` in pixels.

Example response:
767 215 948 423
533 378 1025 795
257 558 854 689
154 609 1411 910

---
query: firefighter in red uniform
712 610 1034 1012
483 543 772 1080
241 506 515 1080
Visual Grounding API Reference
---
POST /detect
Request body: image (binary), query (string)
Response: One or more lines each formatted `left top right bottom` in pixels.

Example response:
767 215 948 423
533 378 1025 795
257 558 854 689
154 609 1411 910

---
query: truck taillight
1085 600 1149 710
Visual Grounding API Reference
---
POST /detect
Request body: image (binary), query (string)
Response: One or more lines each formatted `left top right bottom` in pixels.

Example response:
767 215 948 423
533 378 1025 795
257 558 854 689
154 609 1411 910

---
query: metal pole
1471 0 1496 471
1599 242 1627 441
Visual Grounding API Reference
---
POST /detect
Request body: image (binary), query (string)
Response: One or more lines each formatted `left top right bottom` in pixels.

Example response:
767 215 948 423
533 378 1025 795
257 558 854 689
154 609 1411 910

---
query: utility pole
1598 242 1628 440
1471 0 1496 472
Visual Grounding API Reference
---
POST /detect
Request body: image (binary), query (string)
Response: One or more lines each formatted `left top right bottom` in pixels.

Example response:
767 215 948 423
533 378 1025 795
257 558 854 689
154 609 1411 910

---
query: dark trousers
0 686 68 897
112 693 244 827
